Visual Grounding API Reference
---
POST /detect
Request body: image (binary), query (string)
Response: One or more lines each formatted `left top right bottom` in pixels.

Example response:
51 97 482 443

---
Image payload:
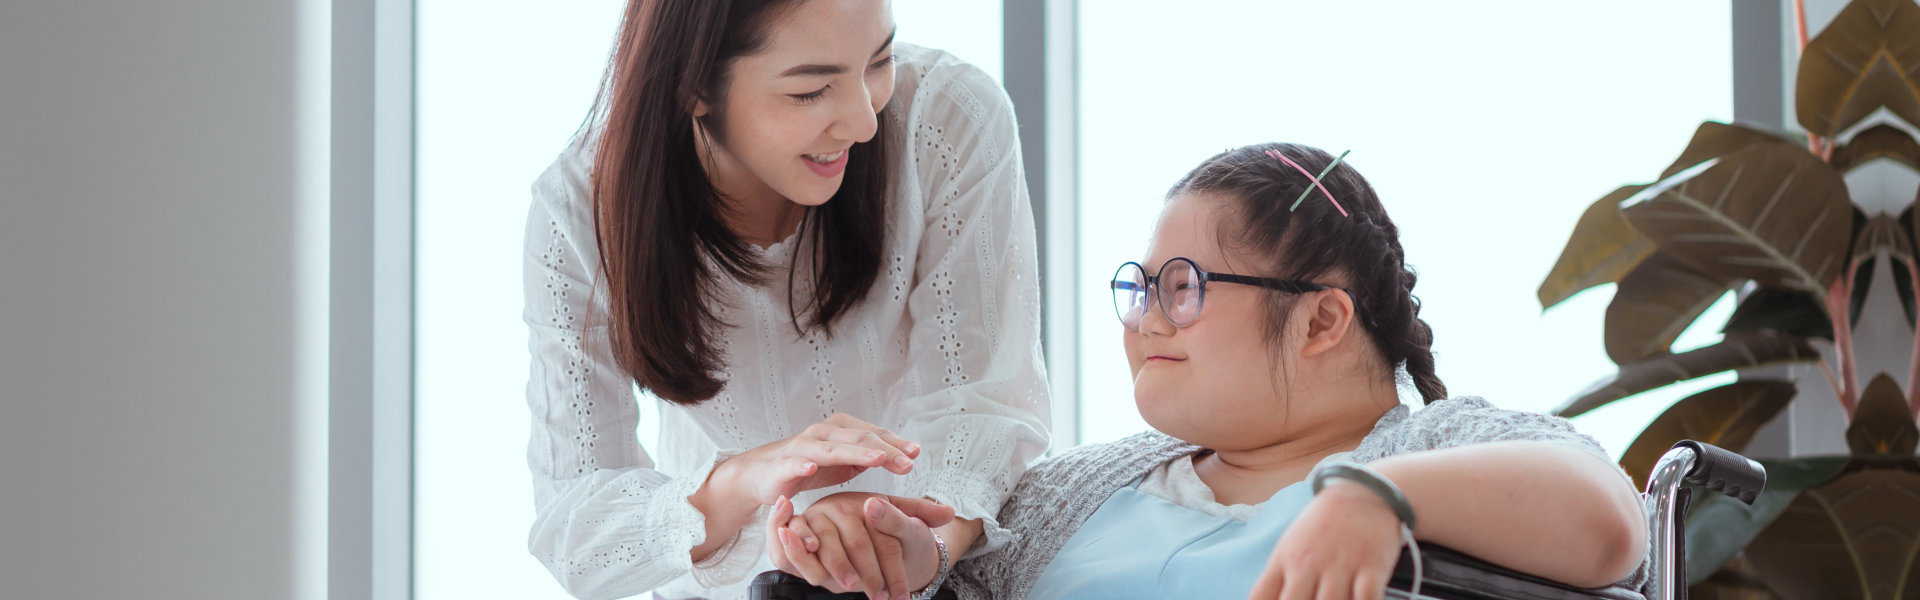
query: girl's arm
1367 440 1647 587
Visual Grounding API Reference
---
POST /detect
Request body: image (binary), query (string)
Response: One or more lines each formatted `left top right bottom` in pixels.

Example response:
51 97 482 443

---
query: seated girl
948 143 1650 599
762 143 1649 600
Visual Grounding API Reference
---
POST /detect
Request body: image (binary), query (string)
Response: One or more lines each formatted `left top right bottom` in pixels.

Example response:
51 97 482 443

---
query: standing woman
522 1 1050 599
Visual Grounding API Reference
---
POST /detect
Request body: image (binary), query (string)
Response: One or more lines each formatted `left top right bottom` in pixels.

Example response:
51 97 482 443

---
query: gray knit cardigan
945 396 1651 599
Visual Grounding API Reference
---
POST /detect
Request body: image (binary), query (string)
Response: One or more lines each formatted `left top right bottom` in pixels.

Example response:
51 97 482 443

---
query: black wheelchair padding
1387 543 1645 600
747 571 957 600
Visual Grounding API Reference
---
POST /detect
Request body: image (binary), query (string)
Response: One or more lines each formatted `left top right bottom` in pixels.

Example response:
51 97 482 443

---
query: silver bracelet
908 532 949 600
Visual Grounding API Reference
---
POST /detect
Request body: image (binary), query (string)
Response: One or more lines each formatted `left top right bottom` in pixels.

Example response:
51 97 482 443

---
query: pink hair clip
1265 149 1351 217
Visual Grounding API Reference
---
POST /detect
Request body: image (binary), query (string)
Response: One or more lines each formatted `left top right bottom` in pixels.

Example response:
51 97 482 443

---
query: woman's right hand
707 413 922 510
690 414 920 563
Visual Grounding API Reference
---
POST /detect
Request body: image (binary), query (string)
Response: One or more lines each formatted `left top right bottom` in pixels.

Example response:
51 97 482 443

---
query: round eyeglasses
1110 257 1346 330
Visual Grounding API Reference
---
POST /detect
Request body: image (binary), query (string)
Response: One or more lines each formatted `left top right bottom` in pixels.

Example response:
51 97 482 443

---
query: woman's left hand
767 491 955 600
1247 482 1407 600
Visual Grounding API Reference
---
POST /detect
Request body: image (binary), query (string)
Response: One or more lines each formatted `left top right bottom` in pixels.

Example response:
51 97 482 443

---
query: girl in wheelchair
768 143 1650 600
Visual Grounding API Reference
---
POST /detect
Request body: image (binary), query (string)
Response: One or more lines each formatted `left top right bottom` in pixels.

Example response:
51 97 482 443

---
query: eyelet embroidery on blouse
547 219 598 473
751 293 789 435
804 329 839 422
975 206 1001 357
551 474 697 579
712 335 747 449
929 266 969 386
889 254 908 303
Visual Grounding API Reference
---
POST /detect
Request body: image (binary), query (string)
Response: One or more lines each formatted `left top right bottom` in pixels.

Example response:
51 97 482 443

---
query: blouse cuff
916 469 1014 560
676 449 768 588
689 502 770 588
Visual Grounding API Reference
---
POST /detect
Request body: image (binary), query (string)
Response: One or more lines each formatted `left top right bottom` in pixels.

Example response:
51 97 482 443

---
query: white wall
0 1 325 598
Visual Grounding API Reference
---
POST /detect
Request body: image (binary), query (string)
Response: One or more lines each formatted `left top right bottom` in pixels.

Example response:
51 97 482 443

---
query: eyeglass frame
1109 257 1363 330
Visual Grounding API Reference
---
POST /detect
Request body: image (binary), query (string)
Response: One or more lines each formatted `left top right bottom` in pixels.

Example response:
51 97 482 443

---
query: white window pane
414 2 628 598
894 0 1003 83
1074 1 1735 451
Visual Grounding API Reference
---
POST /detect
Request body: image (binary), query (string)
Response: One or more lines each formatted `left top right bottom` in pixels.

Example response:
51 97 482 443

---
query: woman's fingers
769 527 797 574
815 428 915 475
766 496 795 568
777 527 836 590
786 507 820 553
864 498 914 600
878 495 955 529
819 508 888 598
793 438 893 470
808 513 863 593
815 414 921 459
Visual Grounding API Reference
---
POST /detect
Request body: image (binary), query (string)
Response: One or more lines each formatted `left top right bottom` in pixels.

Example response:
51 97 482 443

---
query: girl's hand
767 492 955 600
1248 482 1405 600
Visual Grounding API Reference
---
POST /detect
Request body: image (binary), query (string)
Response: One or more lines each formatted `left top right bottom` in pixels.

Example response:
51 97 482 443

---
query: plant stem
1826 272 1859 417
1793 0 1809 52
1794 0 1827 158
1817 356 1844 405
1907 260 1920 419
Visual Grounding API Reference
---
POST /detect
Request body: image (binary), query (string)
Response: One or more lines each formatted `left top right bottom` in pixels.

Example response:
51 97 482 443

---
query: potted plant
1537 0 1920 596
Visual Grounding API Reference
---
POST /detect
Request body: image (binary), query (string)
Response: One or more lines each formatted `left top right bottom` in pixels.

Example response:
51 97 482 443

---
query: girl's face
1126 192 1371 452
1126 192 1299 451
696 0 897 208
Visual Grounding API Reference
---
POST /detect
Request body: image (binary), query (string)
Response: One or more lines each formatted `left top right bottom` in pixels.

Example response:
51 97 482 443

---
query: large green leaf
1723 287 1834 341
1605 252 1738 363
1744 460 1920 600
1621 144 1853 295
1661 122 1804 179
1539 123 1803 311
1686 457 1854 588
1619 380 1795 489
1832 124 1920 173
1847 374 1917 454
1796 0 1920 138
1555 332 1819 418
1539 185 1654 309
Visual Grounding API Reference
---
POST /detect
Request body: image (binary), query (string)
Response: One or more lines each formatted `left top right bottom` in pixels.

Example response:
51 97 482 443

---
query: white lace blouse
522 44 1051 600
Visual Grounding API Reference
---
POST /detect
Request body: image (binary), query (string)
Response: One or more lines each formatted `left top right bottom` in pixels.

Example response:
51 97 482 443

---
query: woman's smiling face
695 0 898 209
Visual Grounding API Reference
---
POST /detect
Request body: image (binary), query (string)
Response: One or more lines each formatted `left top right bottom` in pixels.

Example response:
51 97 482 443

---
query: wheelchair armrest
1390 543 1645 600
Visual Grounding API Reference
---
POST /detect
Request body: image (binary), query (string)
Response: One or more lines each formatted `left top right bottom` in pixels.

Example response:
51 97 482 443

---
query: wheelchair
748 440 1764 600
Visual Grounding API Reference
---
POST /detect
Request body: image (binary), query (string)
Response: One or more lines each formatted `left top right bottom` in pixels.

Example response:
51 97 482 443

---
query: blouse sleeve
887 57 1052 559
521 140 737 599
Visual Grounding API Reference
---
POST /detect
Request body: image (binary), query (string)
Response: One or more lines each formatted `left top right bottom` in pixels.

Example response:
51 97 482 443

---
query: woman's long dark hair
1169 144 1447 403
590 0 892 405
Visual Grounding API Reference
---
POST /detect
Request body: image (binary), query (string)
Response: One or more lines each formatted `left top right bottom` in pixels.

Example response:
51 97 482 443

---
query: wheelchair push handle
1672 440 1764 505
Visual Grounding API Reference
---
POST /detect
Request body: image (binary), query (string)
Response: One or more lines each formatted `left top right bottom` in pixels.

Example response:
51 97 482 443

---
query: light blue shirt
1027 477 1317 599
